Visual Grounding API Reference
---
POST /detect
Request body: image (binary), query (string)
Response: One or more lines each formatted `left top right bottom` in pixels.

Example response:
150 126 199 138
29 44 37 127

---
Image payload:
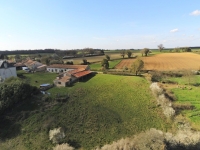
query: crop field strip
115 53 200 71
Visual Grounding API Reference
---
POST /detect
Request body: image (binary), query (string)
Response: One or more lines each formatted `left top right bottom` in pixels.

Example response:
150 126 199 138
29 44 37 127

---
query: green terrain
0 72 170 150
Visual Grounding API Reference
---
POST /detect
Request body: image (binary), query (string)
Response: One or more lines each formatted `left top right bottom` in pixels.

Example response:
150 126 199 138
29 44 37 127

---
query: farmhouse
52 65 92 87
14 62 26 70
24 59 42 68
47 64 90 73
24 59 46 72
0 60 17 81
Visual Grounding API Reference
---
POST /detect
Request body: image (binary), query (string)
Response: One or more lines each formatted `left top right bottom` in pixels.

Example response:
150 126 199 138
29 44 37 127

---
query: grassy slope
0 73 170 150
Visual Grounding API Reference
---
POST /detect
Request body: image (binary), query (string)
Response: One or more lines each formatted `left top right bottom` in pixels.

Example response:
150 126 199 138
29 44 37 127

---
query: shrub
150 83 175 118
150 82 164 96
53 143 74 150
0 78 38 114
95 128 166 150
49 127 65 144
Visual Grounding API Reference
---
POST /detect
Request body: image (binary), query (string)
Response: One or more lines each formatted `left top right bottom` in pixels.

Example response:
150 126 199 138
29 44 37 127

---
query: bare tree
158 44 164 52
120 50 126 58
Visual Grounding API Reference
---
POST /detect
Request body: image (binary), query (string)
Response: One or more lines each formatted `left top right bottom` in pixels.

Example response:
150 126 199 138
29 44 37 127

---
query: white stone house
51 65 92 87
47 64 90 73
0 60 17 81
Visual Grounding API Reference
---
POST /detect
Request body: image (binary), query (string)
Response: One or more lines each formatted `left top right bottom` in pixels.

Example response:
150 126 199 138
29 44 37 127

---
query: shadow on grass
0 96 41 141
0 116 21 140
77 72 97 83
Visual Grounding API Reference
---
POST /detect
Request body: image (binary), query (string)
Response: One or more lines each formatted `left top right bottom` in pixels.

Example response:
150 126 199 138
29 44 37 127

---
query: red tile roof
73 70 91 78
47 64 89 70
67 68 85 74
37 65 47 68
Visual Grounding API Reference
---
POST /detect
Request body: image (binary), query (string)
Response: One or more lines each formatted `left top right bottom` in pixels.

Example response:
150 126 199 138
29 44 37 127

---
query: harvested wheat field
115 53 200 71
115 58 137 69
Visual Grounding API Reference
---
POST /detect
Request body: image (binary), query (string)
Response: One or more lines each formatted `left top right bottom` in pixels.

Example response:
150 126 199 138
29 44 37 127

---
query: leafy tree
81 59 88 65
105 55 110 61
41 56 51 65
71 50 77 57
182 47 192 52
45 58 51 65
158 44 164 52
88 48 94 55
120 50 126 58
126 50 132 58
15 54 21 62
0 78 38 114
15 54 21 60
51 53 60 60
100 49 105 55
101 58 109 69
66 61 73 65
173 47 180 52
141 48 150 56
50 60 64 65
38 54 42 58
3 55 8 60
131 58 144 75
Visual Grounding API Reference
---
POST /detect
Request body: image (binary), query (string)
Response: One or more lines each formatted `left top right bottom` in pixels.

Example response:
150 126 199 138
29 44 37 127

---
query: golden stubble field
116 53 200 71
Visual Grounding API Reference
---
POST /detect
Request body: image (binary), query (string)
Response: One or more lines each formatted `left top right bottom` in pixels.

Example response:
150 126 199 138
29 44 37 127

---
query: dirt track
115 53 200 71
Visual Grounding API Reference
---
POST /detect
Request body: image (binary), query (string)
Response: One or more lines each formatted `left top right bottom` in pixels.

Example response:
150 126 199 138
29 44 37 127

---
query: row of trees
172 47 192 52
120 48 151 59
120 50 132 58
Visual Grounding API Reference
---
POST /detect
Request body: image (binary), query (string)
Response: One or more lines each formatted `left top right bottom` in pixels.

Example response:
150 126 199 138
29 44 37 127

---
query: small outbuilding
40 83 53 91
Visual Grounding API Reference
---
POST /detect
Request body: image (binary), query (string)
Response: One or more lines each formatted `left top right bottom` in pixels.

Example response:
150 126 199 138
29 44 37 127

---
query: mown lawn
17 70 58 87
0 73 171 150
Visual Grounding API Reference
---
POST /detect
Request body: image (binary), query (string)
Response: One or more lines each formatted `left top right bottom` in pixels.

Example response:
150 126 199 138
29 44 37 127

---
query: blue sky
0 0 200 50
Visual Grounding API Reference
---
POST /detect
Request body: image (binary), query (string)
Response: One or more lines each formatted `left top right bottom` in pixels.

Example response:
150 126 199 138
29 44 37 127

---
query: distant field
142 53 200 71
115 58 137 69
116 53 200 71
64 53 122 64
89 59 122 70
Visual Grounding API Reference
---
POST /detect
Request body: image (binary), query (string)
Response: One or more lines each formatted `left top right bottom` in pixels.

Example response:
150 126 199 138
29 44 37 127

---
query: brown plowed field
115 53 200 71
115 59 137 69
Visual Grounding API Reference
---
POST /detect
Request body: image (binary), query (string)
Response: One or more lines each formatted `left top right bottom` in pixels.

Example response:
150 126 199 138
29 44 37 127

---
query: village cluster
0 59 92 87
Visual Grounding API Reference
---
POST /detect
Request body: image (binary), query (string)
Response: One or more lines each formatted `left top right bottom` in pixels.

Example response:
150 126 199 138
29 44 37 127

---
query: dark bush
0 78 38 114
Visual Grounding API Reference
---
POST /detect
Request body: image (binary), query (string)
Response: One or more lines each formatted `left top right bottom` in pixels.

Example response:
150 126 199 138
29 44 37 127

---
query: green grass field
89 59 122 70
0 72 171 150
161 75 200 129
17 70 58 87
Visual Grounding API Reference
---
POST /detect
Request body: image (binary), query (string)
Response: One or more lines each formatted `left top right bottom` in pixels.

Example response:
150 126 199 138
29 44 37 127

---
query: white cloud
170 29 178 33
190 10 200 16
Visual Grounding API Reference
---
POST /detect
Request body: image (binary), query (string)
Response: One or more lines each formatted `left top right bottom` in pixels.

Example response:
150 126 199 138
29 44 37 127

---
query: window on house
58 82 61 84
